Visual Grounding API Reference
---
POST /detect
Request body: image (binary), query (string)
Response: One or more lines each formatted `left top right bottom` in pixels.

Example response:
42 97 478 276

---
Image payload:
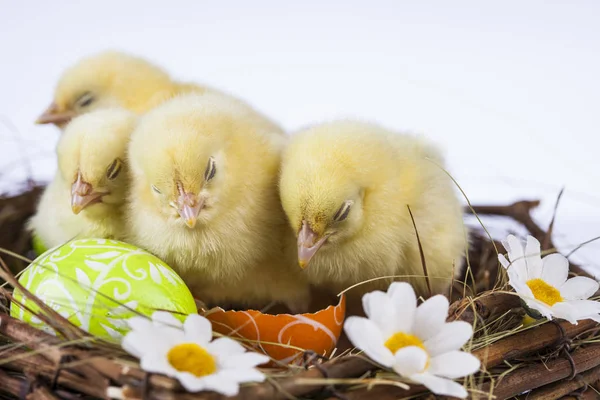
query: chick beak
297 221 328 269
36 103 76 125
176 191 204 229
71 173 105 214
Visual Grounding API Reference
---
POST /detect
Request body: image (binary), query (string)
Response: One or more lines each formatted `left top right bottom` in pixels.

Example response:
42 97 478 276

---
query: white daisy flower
499 234 600 324
344 282 480 398
122 311 269 396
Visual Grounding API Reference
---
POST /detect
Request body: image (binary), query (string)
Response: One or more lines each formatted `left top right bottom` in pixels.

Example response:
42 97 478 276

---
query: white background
1 1 599 272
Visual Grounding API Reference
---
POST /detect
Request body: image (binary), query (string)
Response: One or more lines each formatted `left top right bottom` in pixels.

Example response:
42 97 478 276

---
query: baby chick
279 121 466 313
29 109 138 248
126 93 309 312
35 51 224 127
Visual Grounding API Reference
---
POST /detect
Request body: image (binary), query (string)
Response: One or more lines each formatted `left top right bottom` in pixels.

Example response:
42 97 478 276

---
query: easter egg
11 238 197 341
207 295 346 365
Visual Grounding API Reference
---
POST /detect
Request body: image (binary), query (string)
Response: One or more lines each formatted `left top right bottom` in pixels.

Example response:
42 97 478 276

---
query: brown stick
0 314 110 398
562 392 600 400
231 356 377 400
0 369 26 398
526 363 600 400
0 314 64 363
479 344 600 398
447 291 521 325
468 200 590 277
468 201 543 238
475 319 598 369
0 347 107 398
26 385 61 400
89 357 181 391
324 383 425 400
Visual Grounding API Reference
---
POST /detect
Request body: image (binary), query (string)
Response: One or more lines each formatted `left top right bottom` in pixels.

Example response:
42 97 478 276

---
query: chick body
29 109 138 248
280 121 465 312
127 93 309 311
36 51 233 127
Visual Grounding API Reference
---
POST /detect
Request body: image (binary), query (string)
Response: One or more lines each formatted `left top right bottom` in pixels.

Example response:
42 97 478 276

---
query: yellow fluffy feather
126 93 309 311
29 109 138 248
279 121 466 313
36 51 227 127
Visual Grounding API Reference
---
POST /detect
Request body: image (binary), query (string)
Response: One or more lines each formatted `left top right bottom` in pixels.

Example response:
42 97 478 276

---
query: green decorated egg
11 238 197 341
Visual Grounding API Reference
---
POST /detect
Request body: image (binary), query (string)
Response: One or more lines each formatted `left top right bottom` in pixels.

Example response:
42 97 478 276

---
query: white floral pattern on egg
11 238 198 341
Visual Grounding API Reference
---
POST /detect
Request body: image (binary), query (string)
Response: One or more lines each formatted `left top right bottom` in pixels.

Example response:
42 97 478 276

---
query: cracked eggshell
207 295 346 365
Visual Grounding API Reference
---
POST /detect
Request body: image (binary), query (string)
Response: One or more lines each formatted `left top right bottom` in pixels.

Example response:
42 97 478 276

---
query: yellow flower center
167 343 217 377
526 278 563 306
384 332 426 354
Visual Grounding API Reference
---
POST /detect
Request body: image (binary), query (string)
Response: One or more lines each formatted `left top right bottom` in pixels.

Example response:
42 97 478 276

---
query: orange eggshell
207 295 346 365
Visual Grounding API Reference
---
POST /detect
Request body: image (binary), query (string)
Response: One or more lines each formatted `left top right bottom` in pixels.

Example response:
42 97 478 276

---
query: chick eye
151 184 162 194
75 92 94 108
333 200 353 222
204 157 216 182
106 158 123 180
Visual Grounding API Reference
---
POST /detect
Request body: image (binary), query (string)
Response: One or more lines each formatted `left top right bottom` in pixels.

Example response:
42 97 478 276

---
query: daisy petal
504 235 528 280
411 373 468 398
127 316 152 331
507 267 534 298
552 300 600 324
590 314 600 323
122 331 157 358
362 290 396 337
560 277 599 301
220 352 270 369
525 236 543 279
524 298 554 320
216 368 266 383
184 314 213 345
498 254 510 269
207 337 247 358
344 316 394 367
140 354 172 375
178 373 208 392
541 254 569 287
424 321 473 356
428 351 481 378
413 295 449 341
152 311 183 329
392 346 428 376
202 373 241 396
388 282 417 333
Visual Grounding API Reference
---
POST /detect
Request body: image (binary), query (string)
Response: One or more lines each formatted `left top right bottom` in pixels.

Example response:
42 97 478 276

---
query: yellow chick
29 109 138 248
35 50 223 127
126 93 310 312
279 121 466 313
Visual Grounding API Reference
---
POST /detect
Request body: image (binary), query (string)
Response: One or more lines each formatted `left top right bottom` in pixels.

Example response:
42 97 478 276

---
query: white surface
1 1 599 270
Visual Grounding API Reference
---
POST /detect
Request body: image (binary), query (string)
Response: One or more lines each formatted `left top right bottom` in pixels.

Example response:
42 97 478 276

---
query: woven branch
447 292 521 325
475 319 598 369
480 344 600 398
468 200 590 278
526 364 600 400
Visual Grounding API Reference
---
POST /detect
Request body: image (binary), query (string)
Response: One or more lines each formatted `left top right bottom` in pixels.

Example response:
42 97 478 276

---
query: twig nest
10 238 198 340
206 295 346 365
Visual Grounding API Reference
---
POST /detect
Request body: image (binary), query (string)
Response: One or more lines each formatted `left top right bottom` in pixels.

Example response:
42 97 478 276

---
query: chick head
37 51 173 127
129 93 255 230
57 109 138 217
280 121 396 269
